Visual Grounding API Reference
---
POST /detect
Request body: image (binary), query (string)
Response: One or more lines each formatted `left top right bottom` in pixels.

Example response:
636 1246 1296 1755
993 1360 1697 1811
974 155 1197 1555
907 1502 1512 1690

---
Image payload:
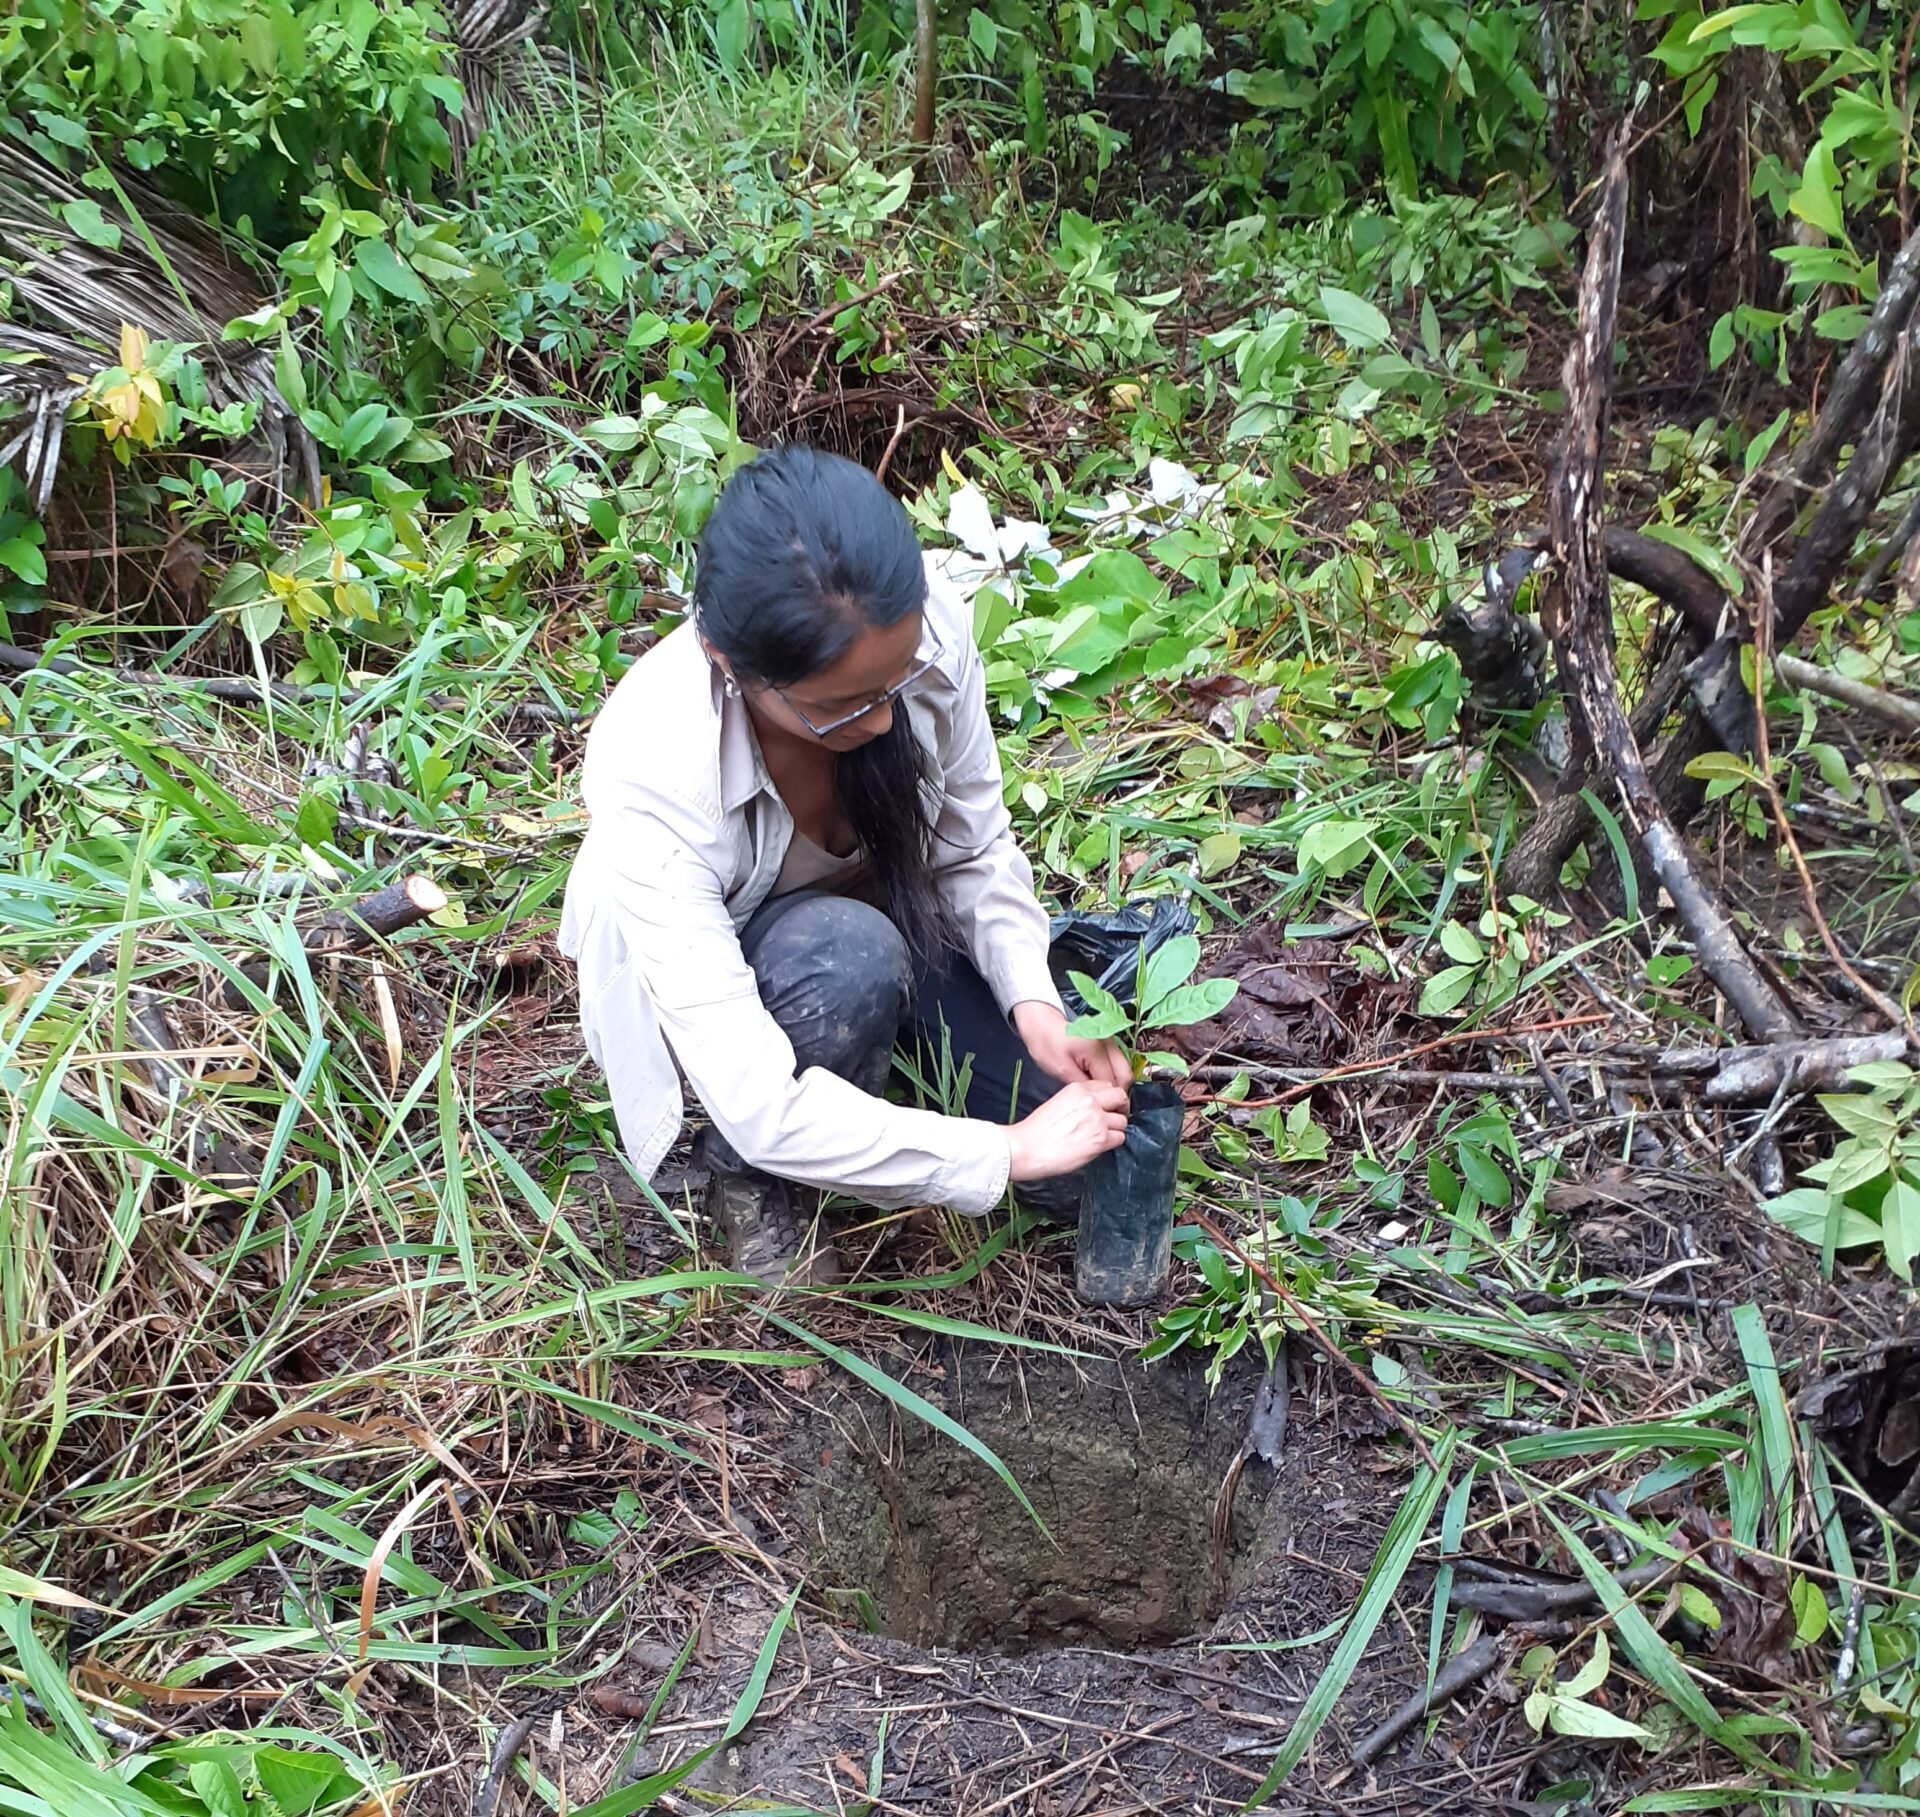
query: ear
700 638 734 682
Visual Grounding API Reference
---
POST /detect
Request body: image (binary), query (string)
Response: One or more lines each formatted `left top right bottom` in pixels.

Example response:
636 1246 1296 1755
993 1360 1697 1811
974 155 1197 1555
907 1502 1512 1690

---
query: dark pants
693 890 1079 1220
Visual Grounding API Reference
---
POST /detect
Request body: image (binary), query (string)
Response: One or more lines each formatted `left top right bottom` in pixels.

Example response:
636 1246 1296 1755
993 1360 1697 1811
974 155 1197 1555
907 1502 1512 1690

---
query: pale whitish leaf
1563 1630 1610 1698
1140 977 1236 1031
1548 1697 1652 1742
584 414 645 453
1523 1686 1554 1734
946 486 1001 562
1319 285 1392 349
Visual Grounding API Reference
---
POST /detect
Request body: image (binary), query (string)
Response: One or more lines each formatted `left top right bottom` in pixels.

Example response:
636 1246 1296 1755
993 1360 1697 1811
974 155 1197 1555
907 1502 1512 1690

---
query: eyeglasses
773 621 945 737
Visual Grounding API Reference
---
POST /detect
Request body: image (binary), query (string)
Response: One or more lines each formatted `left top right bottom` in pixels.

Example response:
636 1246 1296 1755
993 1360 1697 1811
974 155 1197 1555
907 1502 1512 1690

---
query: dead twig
473 1715 536 1817
1343 1634 1504 1772
1773 652 1920 737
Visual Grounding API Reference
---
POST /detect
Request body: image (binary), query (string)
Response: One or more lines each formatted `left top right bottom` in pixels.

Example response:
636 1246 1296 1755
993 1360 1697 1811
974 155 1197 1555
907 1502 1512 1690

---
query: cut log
223 875 448 1007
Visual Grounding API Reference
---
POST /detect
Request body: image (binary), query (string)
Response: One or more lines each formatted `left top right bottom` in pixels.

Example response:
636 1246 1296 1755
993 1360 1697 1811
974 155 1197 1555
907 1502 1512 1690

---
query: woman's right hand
1006 1080 1130 1182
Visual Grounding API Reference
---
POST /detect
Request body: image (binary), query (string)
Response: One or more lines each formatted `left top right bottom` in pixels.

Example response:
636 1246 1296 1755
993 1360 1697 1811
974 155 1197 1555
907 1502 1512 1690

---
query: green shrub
4 0 462 241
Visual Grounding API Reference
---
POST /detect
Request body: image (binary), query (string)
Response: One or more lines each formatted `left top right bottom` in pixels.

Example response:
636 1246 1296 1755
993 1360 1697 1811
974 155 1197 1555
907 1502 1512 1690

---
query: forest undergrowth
5 0 1920 1811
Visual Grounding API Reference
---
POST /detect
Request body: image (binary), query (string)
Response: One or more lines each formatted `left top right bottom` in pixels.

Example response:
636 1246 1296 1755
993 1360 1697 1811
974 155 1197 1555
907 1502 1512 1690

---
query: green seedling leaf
1064 970 1129 1040
1320 285 1392 349
1141 978 1237 1031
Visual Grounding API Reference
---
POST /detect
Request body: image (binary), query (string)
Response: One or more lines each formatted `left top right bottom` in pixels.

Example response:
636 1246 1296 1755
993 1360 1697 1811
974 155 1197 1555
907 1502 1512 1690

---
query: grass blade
1244 1430 1456 1802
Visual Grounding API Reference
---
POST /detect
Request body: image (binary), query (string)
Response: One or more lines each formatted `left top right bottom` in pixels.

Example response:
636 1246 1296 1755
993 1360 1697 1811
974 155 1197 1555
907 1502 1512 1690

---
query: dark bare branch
1542 130 1799 1042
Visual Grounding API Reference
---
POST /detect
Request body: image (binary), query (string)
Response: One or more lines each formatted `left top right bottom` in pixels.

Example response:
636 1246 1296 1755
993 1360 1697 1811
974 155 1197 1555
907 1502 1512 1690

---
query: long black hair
693 445 959 966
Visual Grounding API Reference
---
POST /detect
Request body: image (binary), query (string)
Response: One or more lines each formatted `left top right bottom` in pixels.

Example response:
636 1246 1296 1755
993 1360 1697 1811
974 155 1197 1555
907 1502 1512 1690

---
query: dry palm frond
449 0 586 175
0 142 319 514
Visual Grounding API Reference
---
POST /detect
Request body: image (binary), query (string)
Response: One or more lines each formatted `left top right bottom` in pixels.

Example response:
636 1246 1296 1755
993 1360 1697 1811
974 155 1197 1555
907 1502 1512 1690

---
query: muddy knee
742 895 911 1086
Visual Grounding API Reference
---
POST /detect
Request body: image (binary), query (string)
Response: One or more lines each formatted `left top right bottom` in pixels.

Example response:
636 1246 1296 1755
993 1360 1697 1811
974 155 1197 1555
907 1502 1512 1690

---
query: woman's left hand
1012 1001 1133 1092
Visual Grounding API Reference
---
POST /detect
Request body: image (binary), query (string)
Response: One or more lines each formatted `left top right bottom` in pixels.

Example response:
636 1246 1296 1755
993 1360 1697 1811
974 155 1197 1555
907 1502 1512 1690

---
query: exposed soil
791 1343 1276 1652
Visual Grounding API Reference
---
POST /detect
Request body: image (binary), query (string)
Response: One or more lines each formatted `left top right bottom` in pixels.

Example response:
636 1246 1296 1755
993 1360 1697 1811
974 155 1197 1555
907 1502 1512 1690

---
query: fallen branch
1700 1031 1909 1104
1541 130 1798 1043
1346 1635 1503 1769
1774 652 1920 737
1448 1561 1668 1621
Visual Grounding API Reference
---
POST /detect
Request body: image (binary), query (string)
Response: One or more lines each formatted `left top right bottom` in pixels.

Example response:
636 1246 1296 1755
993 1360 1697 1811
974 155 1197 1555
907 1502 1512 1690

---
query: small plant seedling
1521 1632 1652 1743
1062 931 1237 1076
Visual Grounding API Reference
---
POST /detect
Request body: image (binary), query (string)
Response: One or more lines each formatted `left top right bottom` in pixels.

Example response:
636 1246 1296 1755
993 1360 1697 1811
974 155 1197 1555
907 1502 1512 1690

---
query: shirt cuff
983 947 1065 1023
935 1122 1014 1216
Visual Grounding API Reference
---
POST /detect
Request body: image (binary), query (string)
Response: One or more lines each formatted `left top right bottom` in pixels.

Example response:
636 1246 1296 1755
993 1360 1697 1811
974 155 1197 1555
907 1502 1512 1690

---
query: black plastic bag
1076 1081 1181 1307
1047 899 1196 1018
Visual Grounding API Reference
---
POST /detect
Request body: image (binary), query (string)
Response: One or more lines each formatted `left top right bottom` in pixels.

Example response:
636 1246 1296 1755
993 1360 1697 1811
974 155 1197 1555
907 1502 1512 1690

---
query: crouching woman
560 445 1129 1285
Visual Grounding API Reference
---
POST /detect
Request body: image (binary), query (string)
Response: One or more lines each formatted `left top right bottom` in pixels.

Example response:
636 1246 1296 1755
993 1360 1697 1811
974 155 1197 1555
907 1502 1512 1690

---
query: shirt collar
710 612 942 816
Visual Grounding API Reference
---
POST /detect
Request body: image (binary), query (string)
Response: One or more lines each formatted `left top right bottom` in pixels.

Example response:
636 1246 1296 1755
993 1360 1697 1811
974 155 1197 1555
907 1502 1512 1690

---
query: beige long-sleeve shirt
557 561 1064 1215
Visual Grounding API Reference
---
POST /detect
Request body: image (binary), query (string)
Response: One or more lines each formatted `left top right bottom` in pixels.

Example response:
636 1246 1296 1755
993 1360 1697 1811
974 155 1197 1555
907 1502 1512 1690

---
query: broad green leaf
1882 1176 1920 1283
1419 964 1478 1017
1319 285 1392 350
1063 971 1129 1041
1438 920 1485 965
1197 829 1242 877
1140 934 1201 1013
353 238 430 306
1677 1583 1723 1630
59 198 120 250
0 535 47 586
1296 816 1375 876
1788 142 1847 243
1790 1575 1828 1644
1640 522 1742 600
1140 977 1236 1031
1548 1697 1652 1742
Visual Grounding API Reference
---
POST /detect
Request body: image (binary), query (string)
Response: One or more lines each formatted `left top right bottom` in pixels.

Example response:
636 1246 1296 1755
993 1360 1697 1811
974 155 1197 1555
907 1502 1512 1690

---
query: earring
722 676 740 700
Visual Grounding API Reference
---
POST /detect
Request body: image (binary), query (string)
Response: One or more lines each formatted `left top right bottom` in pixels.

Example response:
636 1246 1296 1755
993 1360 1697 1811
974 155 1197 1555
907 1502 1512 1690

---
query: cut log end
403 875 450 919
